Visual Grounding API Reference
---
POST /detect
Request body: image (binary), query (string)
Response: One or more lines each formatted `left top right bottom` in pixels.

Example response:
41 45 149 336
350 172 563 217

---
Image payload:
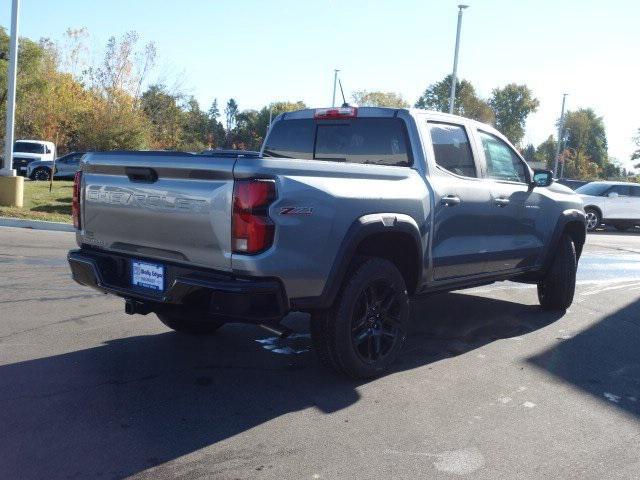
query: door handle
494 197 510 207
441 195 461 207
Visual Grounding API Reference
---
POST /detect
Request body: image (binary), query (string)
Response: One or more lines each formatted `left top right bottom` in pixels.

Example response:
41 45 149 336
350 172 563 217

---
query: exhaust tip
259 323 293 339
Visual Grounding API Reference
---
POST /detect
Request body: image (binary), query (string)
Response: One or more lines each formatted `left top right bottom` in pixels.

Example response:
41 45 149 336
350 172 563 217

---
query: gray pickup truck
68 107 586 378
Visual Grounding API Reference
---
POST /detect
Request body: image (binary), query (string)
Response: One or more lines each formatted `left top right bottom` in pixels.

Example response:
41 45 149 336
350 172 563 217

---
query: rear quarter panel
232 157 430 299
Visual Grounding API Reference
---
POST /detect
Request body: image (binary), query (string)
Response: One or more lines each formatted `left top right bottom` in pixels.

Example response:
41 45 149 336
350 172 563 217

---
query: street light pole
553 93 568 178
332 69 339 107
0 0 23 208
449 4 469 115
1 0 20 176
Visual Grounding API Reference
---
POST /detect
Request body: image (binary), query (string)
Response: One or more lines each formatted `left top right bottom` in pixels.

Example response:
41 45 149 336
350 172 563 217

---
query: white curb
0 216 74 232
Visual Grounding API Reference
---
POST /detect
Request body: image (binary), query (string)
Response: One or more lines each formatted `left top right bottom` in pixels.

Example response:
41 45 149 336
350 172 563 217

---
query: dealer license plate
131 260 165 292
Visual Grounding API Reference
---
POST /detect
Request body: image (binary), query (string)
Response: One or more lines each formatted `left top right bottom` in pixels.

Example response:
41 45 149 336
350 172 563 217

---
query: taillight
72 171 82 230
314 107 358 119
232 179 276 254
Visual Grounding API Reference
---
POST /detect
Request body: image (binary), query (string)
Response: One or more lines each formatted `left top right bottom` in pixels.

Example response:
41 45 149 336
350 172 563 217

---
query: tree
415 75 494 124
79 31 156 150
77 89 151 151
632 128 640 167
232 109 261 150
225 98 238 132
86 31 156 102
205 99 226 148
229 101 306 150
208 99 220 120
180 97 209 151
522 144 536 163
562 108 607 167
534 136 557 170
140 84 183 149
18 39 92 153
560 147 599 180
488 84 539 146
351 90 409 108
601 158 624 179
0 27 50 145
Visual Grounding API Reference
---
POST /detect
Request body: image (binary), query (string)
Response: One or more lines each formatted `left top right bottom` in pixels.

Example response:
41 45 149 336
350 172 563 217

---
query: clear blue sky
2 0 639 166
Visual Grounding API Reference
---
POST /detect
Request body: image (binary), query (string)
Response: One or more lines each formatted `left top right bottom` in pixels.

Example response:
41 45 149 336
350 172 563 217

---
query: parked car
27 151 85 181
576 181 640 232
557 178 589 190
12 140 56 176
67 107 586 378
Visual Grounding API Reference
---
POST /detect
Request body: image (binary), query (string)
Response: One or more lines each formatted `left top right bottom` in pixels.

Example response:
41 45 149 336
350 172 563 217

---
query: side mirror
531 169 553 188
608 191 619 198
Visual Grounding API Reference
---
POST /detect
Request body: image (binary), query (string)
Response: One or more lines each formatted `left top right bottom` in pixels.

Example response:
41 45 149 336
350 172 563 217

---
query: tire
310 309 341 372
537 234 577 311
31 167 51 181
584 207 601 232
310 257 410 379
157 311 225 335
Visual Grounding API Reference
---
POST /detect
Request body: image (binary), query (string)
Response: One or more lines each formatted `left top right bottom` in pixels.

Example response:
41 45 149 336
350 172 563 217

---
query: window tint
14 142 45 154
575 183 610 196
479 131 527 183
264 118 410 166
263 119 315 159
609 185 630 196
314 118 409 166
428 123 476 177
630 186 640 197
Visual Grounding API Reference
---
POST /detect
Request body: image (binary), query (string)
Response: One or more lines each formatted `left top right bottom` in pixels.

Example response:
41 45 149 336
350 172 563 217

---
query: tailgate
80 152 234 272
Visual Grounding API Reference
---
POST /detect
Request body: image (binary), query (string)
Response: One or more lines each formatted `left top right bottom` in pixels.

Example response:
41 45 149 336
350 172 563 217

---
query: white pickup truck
11 140 56 176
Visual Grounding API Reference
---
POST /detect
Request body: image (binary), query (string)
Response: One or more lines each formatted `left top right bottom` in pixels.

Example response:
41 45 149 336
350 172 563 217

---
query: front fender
541 208 586 271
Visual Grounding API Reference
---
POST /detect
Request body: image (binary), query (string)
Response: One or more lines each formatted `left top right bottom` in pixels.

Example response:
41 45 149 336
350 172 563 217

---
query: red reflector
314 107 358 119
232 179 276 254
72 171 82 230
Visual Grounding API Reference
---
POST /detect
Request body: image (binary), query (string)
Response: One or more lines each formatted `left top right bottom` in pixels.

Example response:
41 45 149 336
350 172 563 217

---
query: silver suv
68 107 586 378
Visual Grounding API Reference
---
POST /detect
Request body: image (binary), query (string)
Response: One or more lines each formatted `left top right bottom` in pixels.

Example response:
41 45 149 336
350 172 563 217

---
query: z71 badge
280 206 313 215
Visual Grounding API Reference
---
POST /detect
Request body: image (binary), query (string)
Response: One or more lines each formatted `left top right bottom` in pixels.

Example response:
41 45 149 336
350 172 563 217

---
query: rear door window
427 122 477 178
264 118 411 166
608 185 631 196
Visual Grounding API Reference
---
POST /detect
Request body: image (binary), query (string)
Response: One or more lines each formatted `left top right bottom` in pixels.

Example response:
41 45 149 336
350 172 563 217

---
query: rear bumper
68 248 288 323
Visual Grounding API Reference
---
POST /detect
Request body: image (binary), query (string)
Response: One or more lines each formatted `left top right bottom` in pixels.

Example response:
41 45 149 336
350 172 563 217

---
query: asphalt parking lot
1 226 639 479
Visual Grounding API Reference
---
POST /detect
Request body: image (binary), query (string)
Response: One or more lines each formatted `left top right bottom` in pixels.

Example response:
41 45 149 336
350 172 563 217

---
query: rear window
263 118 411 167
14 142 45 154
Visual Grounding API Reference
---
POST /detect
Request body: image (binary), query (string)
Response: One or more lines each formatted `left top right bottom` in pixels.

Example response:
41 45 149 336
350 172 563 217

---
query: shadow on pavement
528 298 640 416
1 292 563 479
